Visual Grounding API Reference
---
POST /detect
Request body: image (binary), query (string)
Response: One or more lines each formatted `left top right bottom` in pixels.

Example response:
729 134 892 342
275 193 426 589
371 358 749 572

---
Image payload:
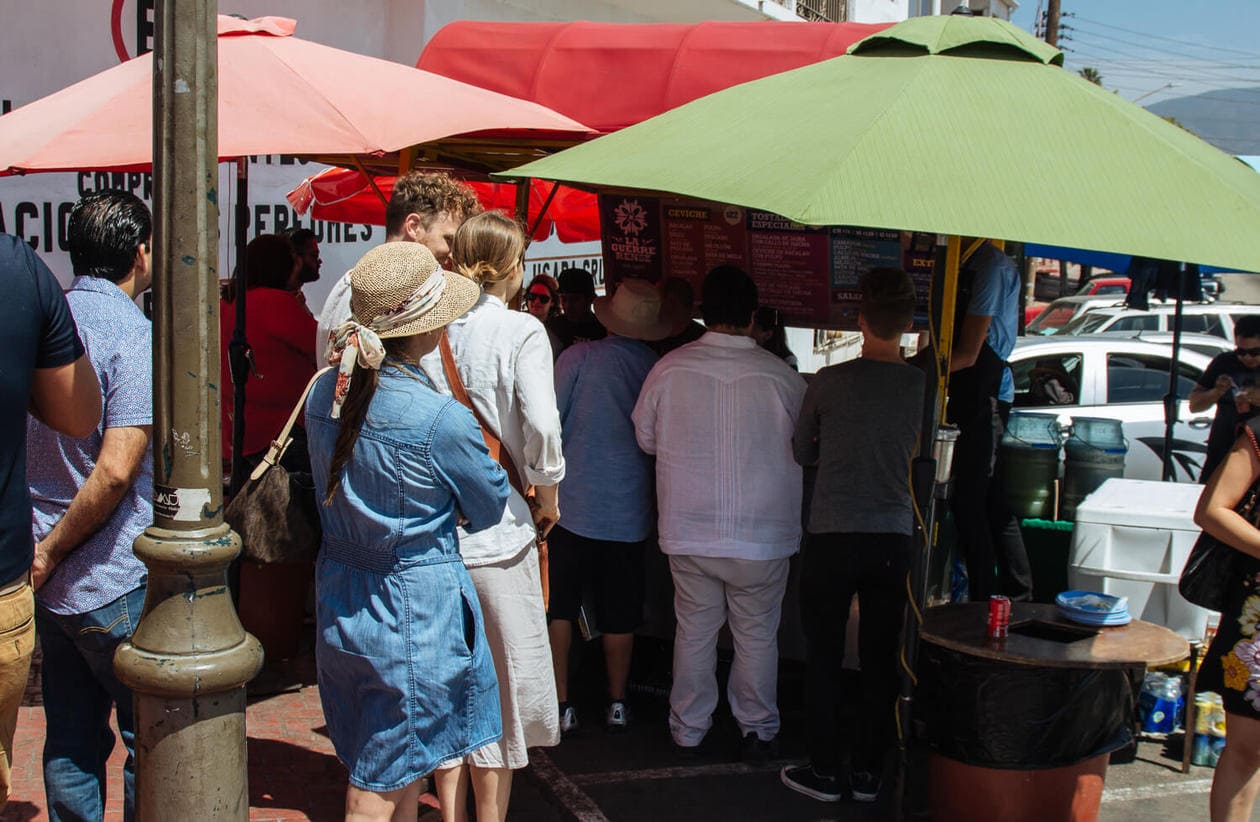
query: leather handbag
1180 425 1260 611
439 332 550 609
225 368 330 564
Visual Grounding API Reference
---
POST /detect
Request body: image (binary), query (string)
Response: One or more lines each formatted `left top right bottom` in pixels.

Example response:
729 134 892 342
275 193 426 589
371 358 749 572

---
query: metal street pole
114 2 263 820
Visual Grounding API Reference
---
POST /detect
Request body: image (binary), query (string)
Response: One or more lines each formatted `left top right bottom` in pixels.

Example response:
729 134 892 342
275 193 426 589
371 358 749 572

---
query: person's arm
271 291 319 364
513 325 567 491
1189 359 1232 413
950 314 992 372
432 404 511 534
32 424 151 588
30 356 101 439
793 380 822 467
531 483 559 538
1196 429 1260 561
632 368 661 455
950 251 1002 373
553 345 580 428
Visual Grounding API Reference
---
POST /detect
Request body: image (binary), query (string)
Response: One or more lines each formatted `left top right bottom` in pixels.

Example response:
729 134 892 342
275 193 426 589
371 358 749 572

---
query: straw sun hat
593 277 674 342
348 242 479 337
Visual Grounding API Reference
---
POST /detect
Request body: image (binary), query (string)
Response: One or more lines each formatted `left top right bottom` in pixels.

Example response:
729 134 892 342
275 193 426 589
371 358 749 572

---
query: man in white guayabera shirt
632 265 806 765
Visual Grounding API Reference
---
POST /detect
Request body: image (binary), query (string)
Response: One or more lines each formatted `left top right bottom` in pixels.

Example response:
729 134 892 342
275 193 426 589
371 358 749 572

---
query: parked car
1057 302 1260 343
1024 295 1129 336
1100 330 1233 359
1076 275 1131 298
1008 335 1214 482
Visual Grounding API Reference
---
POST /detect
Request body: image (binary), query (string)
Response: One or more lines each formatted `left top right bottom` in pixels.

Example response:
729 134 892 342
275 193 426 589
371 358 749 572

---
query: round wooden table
921 601 1190 668
917 602 1189 822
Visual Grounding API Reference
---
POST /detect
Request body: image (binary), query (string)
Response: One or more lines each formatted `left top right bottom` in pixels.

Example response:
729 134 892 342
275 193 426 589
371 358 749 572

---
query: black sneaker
780 764 843 802
850 770 881 803
740 731 779 766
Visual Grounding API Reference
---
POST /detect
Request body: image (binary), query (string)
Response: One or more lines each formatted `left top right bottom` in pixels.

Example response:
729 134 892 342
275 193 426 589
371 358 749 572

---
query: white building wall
0 0 791 305
848 0 910 24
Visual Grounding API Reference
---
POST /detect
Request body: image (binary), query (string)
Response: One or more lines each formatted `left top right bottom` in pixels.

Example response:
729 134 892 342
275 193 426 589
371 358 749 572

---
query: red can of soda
987 595 1011 639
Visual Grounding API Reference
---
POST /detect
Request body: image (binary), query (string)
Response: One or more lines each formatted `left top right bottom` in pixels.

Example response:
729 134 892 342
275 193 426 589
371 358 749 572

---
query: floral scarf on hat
325 270 446 418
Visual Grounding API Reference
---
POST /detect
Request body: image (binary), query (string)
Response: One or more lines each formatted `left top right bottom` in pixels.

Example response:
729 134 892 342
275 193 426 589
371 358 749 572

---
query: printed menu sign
599 194 935 329
661 200 749 295
747 211 832 324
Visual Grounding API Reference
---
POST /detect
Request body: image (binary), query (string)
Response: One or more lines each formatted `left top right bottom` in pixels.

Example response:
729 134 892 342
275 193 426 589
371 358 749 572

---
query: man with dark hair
783 268 925 804
0 235 99 811
1191 314 1260 481
633 265 806 763
652 276 706 357
315 171 481 354
284 227 321 285
547 267 606 355
26 190 153 822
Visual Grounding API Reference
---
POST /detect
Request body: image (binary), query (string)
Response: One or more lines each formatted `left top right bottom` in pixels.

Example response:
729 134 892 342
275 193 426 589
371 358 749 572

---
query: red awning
417 20 891 135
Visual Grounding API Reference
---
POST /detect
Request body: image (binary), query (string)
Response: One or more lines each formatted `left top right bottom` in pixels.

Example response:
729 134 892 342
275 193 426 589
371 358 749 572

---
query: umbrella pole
528 181 561 240
894 235 962 822
1161 264 1187 481
228 158 250 496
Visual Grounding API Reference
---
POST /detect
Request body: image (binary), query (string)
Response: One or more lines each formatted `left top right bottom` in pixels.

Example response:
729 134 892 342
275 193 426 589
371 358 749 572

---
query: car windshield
1058 311 1113 335
1027 303 1082 335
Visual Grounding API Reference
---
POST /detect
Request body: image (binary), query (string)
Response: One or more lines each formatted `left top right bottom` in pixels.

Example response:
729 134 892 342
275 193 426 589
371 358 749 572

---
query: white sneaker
606 701 629 732
560 704 579 736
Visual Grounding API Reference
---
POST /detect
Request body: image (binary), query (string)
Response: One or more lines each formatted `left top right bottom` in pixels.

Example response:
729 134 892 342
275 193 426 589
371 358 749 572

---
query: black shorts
546 524 646 634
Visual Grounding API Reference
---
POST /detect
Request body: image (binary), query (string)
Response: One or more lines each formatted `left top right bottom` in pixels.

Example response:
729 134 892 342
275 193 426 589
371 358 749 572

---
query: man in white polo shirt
632 265 806 763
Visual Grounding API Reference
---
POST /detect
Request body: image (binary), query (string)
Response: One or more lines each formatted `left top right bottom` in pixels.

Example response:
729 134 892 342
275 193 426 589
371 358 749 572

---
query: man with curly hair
315 172 481 354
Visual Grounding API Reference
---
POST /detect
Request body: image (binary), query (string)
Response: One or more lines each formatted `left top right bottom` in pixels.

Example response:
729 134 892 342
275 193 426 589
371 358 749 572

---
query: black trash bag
916 643 1135 769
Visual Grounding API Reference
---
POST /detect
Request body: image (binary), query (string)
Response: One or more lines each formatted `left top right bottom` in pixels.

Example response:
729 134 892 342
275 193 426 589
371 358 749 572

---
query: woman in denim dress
307 242 510 821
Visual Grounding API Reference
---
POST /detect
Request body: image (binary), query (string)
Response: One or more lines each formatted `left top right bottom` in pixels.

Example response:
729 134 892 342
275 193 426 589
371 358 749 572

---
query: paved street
1 632 1247 821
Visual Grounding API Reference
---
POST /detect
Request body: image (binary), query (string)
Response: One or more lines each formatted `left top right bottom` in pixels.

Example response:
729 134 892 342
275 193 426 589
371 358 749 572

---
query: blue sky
1008 1 1260 106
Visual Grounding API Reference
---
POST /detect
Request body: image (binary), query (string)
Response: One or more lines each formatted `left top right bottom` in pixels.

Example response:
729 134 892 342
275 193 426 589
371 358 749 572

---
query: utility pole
114 2 262 820
1044 0 1062 47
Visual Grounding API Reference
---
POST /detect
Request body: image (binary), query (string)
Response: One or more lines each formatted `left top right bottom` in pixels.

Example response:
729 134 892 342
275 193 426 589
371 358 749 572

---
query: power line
1066 23 1260 68
1067 14 1260 60
1064 38 1260 86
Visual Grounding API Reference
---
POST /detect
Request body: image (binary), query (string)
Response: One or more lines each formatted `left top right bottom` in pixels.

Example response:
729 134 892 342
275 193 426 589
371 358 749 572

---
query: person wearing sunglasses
523 275 565 358
523 274 559 323
1191 315 1260 482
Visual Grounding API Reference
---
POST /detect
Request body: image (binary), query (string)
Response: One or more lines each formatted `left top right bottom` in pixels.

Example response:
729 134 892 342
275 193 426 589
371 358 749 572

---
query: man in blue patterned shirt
26 191 153 822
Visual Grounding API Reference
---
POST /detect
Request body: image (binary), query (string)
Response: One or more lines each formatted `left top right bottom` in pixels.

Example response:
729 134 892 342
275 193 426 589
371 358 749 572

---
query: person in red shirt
220 233 318 473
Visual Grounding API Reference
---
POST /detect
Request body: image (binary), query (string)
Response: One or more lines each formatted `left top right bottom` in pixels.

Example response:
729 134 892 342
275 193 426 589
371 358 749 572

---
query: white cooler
1068 477 1216 640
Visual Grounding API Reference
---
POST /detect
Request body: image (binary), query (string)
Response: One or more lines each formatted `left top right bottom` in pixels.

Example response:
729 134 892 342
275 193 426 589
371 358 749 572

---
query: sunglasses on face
525 291 552 304
1238 348 1260 357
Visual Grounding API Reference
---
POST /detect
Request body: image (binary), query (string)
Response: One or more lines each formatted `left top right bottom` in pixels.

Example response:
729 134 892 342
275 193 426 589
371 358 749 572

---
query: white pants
667 554 790 746
437 543 560 770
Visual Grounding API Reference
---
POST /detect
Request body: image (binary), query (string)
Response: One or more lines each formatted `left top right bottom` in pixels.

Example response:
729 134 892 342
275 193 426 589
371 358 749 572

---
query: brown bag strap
438 330 527 499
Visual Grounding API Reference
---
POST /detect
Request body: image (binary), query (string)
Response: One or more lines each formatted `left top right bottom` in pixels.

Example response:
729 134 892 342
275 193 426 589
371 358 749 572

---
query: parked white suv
1058 303 1260 343
1008 335 1214 482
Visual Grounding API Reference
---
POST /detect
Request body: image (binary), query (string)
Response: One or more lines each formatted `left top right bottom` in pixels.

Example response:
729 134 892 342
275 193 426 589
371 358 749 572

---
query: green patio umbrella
497 15 1260 273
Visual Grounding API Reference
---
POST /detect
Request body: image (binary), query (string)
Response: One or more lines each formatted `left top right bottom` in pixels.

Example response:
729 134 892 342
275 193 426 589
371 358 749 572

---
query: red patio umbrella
0 13 591 493
416 20 890 134
0 15 591 174
287 168 601 243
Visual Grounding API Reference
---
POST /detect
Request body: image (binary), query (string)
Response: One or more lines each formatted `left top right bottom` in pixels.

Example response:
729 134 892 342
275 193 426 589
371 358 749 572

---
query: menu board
599 193 936 329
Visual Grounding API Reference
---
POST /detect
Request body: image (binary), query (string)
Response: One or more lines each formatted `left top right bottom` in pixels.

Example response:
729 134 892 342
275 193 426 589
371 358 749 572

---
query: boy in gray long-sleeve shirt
781 268 924 805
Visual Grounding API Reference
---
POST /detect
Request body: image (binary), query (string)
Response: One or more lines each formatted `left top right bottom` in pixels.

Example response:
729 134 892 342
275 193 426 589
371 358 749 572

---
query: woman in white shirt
425 211 564 822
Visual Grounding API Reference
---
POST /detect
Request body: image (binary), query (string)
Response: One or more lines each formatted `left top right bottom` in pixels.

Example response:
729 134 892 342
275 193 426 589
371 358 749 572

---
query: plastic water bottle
1138 672 1183 733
